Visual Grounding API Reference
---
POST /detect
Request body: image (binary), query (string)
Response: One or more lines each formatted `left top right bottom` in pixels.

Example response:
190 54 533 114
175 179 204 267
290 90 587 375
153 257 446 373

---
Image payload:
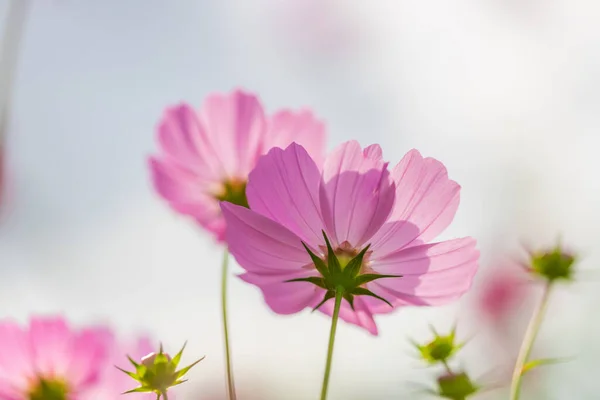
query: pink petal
246 143 324 247
264 109 326 165
319 141 395 247
362 144 383 160
157 104 225 181
367 238 479 312
240 271 321 314
66 327 113 389
149 157 224 239
0 321 34 395
199 90 267 178
369 150 460 256
29 317 72 377
317 296 378 335
221 202 310 273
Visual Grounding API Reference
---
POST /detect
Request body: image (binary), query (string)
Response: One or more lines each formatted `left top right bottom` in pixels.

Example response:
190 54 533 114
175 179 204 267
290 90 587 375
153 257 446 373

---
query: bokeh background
1 1 599 398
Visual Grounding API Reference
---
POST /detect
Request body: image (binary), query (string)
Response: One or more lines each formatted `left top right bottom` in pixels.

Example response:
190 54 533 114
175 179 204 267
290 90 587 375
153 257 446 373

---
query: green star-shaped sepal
528 244 577 283
436 372 479 400
117 342 204 399
287 231 401 311
411 325 465 365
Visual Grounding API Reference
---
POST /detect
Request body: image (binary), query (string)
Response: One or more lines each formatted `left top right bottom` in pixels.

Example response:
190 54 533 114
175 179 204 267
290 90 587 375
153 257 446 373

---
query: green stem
161 392 168 400
221 250 237 400
509 282 553 400
320 288 344 400
442 359 453 375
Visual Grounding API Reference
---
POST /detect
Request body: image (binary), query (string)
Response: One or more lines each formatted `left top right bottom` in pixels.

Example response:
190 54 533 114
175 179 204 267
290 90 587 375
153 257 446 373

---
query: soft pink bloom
149 89 326 241
477 265 531 322
222 141 479 335
0 316 153 399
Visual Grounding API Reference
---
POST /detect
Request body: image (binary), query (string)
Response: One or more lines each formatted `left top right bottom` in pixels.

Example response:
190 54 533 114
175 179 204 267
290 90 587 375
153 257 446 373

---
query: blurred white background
1 1 599 398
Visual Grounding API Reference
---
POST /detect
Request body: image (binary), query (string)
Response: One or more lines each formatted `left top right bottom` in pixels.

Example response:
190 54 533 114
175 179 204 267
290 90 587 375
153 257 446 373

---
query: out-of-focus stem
221 250 237 400
0 0 31 137
509 282 553 400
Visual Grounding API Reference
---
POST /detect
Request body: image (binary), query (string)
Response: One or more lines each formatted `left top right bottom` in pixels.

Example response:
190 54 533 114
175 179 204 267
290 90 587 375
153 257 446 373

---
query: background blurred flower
222 141 479 335
0 316 155 400
149 89 326 241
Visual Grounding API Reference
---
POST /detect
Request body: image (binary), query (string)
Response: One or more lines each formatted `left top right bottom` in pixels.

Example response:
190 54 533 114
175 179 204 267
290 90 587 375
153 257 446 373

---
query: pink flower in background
222 141 479 335
477 265 531 322
149 89 326 241
0 316 154 399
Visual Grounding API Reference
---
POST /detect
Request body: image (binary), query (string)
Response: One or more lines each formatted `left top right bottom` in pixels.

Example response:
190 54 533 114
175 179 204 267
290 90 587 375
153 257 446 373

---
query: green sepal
286 276 327 289
344 244 371 277
312 290 336 311
354 273 402 286
302 242 329 278
352 287 393 307
291 231 399 311
322 231 342 275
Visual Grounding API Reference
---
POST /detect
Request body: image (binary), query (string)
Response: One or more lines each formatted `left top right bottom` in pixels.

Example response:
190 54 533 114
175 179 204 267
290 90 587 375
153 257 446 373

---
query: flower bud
529 244 576 282
436 372 478 400
413 326 462 364
118 342 204 398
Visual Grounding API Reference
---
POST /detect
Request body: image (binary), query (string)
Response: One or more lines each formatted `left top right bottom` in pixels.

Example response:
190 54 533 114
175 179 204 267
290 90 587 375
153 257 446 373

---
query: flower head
413 326 463 365
528 244 576 283
435 372 478 400
0 316 153 400
222 141 479 334
118 342 203 398
149 89 326 241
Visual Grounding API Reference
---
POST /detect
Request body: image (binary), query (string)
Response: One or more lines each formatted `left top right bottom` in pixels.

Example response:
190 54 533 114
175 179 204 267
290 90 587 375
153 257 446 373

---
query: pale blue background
1 1 599 398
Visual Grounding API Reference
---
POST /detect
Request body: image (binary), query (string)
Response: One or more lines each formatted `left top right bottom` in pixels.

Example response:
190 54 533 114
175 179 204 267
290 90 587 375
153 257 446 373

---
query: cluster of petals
0 316 154 400
149 89 326 241
222 141 479 335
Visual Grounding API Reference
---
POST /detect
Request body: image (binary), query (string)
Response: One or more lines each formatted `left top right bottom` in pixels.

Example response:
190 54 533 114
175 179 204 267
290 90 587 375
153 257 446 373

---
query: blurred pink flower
477 265 531 322
149 89 326 241
222 141 479 335
0 316 154 399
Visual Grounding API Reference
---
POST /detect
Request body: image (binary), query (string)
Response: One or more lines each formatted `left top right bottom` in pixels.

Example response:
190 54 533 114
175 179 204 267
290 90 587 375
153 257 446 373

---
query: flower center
216 179 249 208
318 241 372 272
28 378 69 400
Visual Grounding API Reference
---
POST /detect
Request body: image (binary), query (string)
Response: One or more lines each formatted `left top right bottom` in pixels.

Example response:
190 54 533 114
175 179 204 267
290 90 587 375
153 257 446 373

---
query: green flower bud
117 342 204 399
436 372 478 400
529 244 576 282
412 326 463 364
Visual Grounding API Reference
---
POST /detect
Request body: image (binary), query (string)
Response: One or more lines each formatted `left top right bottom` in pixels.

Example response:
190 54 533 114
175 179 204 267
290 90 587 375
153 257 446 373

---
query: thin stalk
0 0 31 139
320 288 344 400
442 359 453 375
161 392 168 400
509 282 553 400
221 250 237 400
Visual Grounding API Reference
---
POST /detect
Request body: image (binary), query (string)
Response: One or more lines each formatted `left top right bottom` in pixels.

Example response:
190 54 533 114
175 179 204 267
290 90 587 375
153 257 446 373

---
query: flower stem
162 392 168 400
0 0 31 140
442 359 453 375
509 282 553 400
320 287 344 400
221 250 237 400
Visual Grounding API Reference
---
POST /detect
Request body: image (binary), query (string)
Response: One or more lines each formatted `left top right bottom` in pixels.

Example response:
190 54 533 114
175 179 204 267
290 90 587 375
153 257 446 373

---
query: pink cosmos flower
149 89 326 241
0 316 153 399
478 265 530 322
221 141 479 335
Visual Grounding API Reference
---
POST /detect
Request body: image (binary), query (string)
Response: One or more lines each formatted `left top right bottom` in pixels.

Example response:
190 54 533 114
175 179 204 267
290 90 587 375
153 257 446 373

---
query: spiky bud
529 244 576 282
117 342 204 399
436 372 478 400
